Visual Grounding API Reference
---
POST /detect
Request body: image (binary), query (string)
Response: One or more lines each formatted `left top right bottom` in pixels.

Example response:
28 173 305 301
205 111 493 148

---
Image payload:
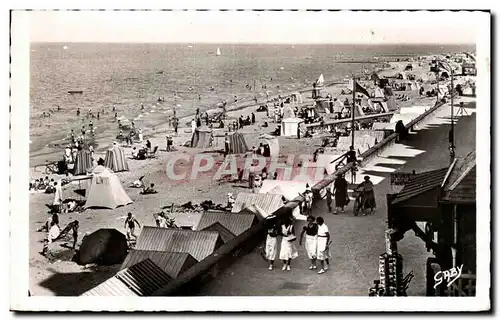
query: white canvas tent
374 87 385 98
85 166 133 209
290 92 303 104
258 134 280 157
281 118 303 137
282 105 295 119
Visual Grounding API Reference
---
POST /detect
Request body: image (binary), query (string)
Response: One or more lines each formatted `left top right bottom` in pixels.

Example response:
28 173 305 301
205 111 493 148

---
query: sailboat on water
216 47 221 56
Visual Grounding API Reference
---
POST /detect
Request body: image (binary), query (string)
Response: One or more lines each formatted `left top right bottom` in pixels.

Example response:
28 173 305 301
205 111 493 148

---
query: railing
152 99 449 296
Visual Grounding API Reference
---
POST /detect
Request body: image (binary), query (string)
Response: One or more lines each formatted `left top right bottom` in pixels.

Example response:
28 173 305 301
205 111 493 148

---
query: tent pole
351 75 356 149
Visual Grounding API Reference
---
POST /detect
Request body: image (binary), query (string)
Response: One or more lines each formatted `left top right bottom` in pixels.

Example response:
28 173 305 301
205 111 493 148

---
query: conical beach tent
282 105 295 119
85 166 133 209
190 126 213 148
104 145 129 172
73 150 93 176
228 132 249 154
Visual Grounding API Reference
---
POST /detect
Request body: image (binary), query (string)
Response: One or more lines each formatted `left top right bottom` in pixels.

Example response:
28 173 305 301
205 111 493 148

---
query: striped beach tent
104 145 129 172
73 149 93 176
190 126 213 148
228 132 249 154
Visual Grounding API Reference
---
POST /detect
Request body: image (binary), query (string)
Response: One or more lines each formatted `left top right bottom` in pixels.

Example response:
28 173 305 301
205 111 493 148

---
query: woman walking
361 175 376 215
279 216 298 271
299 215 318 270
264 215 279 270
316 217 330 274
333 173 348 214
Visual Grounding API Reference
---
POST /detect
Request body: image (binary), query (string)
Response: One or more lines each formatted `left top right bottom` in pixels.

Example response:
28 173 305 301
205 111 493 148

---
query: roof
200 222 236 243
392 168 449 205
231 192 284 217
135 227 222 261
197 211 257 235
120 250 198 278
236 204 270 220
81 259 172 296
441 151 476 203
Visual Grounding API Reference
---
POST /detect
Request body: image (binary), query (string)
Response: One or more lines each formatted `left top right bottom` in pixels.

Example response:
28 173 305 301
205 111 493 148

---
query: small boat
68 90 83 94
216 47 221 56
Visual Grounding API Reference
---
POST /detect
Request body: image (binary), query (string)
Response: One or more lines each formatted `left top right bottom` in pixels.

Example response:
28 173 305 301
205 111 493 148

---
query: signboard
390 172 416 186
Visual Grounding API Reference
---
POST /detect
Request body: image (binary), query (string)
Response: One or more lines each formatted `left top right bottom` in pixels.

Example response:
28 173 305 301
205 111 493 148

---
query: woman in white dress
264 215 279 270
299 215 318 270
279 216 298 271
316 217 331 274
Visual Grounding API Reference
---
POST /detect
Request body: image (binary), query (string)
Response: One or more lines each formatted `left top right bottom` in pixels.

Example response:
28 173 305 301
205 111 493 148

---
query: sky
21 10 482 44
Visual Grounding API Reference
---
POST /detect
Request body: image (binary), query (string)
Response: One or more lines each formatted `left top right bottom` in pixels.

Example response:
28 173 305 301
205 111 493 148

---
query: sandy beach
29 56 458 296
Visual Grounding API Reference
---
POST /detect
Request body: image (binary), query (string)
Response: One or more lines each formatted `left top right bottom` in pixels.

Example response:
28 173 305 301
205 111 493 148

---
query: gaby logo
434 264 463 289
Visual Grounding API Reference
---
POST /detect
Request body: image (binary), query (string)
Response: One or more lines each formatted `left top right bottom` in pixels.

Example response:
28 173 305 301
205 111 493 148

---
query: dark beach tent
76 228 128 265
190 126 213 148
228 132 249 154
73 149 93 176
104 145 129 172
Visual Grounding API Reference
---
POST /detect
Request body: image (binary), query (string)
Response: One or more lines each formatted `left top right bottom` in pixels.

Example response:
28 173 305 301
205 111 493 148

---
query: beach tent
190 126 213 148
315 100 329 113
371 122 391 131
282 105 295 119
374 87 385 98
353 104 365 117
227 131 249 154
316 74 325 86
290 92 303 104
258 134 279 157
337 135 376 155
406 81 420 91
281 118 304 137
367 98 389 113
230 192 283 218
85 166 133 209
385 96 398 111
104 145 129 172
73 149 93 176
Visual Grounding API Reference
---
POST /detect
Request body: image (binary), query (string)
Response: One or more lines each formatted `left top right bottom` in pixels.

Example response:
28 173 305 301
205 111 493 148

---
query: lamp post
436 59 455 163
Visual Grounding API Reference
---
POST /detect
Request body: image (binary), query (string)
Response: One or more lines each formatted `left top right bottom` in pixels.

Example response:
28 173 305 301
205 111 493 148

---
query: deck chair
147 146 159 158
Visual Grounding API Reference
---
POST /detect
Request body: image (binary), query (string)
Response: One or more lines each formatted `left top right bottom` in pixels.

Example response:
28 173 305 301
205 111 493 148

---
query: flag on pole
350 79 371 97
316 74 324 86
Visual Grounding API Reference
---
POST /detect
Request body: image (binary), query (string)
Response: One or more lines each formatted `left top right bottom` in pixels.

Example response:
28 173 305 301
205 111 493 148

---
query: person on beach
191 119 196 133
138 128 144 142
279 216 298 271
131 147 138 159
299 215 318 270
173 119 178 135
72 221 79 249
166 136 173 152
359 176 376 215
316 217 330 274
146 140 152 151
53 181 63 213
264 215 279 270
124 212 141 242
326 186 333 213
76 108 80 117
224 134 230 155
333 174 348 214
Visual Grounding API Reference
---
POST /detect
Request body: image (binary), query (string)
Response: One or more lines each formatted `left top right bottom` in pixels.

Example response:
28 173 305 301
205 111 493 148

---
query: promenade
198 98 476 296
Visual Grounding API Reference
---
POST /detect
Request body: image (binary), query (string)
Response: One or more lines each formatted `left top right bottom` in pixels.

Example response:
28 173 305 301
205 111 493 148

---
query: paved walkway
198 98 476 296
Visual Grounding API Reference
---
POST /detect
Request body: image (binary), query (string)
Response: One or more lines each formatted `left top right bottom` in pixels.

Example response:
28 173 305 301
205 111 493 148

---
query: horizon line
30 41 476 46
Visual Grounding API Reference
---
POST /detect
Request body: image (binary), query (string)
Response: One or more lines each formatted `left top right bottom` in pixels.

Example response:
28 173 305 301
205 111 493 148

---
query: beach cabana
73 149 93 176
81 259 172 297
104 145 129 172
121 250 198 278
85 166 132 209
280 118 304 137
230 192 283 217
258 134 279 157
197 210 258 235
228 131 249 154
135 227 223 261
290 92 303 104
190 126 213 148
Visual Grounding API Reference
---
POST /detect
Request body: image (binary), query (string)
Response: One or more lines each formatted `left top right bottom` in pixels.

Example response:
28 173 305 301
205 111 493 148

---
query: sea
29 43 474 164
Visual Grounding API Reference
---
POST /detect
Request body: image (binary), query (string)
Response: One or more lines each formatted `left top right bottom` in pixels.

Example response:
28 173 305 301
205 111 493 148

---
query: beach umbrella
76 228 128 265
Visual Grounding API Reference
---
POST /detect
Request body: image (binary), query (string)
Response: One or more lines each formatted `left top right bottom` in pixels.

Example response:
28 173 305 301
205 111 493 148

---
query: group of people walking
264 215 331 274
